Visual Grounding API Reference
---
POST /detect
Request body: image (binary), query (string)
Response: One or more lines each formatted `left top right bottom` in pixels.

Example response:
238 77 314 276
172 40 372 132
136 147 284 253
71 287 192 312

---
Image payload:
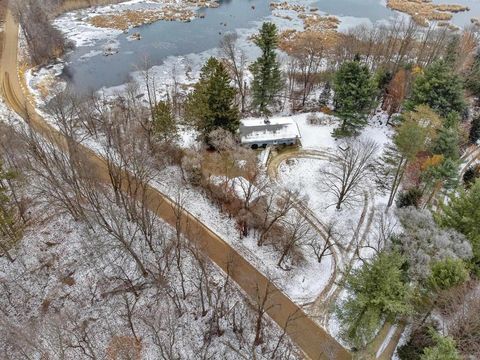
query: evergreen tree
444 111 460 129
431 127 460 161
420 331 460 360
153 100 177 142
377 108 432 207
250 22 283 115
406 60 465 118
333 59 375 136
444 35 460 67
469 115 480 144
337 251 412 348
422 156 459 191
185 57 239 141
440 179 480 273
318 81 331 107
464 50 480 99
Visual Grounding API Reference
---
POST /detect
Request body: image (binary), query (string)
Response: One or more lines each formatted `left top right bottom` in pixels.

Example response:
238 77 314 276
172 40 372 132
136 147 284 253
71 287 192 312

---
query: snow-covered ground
0 175 300 359
151 166 334 304
277 112 394 249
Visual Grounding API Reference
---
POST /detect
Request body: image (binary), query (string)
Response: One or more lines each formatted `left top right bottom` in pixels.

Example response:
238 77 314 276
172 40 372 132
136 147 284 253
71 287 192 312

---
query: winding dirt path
0 9 351 360
268 148 403 358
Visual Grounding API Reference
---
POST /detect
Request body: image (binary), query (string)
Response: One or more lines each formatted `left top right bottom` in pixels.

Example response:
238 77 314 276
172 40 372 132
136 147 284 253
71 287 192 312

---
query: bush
398 323 437 360
181 151 203 186
462 165 480 188
396 188 423 208
469 115 480 144
420 330 460 360
307 113 322 125
427 258 469 291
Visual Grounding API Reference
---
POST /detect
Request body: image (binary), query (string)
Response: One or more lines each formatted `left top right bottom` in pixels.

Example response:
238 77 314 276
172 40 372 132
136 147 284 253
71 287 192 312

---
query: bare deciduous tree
320 139 378 210
220 33 248 113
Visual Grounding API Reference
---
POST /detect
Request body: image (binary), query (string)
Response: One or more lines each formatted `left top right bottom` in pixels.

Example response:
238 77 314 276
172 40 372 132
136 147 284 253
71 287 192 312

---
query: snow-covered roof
239 117 301 144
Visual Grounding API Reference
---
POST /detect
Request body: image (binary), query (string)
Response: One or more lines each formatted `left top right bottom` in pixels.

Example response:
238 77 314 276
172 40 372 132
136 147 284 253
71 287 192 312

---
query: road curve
0 9 351 360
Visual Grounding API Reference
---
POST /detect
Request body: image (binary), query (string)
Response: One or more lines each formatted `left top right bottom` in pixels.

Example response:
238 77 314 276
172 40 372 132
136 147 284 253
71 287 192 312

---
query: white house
239 117 301 149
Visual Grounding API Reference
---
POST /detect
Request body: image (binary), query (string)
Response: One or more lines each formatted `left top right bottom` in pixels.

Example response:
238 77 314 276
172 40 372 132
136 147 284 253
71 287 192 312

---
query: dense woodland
1 0 480 359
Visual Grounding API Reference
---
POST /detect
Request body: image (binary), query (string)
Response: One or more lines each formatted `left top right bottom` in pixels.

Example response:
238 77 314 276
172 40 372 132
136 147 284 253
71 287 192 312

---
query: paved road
0 9 351 360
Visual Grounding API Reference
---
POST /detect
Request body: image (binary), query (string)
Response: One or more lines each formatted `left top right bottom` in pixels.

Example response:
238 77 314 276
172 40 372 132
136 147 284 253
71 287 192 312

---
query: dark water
62 0 270 94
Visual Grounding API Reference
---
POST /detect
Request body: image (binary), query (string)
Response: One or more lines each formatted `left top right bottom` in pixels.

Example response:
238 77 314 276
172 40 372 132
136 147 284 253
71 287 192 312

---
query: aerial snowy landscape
1 0 480 359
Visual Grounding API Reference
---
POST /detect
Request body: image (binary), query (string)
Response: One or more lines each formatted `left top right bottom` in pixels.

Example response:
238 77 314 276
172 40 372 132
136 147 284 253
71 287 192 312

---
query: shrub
427 258 469 291
398 322 437 360
462 165 480 188
396 188 423 208
307 113 321 125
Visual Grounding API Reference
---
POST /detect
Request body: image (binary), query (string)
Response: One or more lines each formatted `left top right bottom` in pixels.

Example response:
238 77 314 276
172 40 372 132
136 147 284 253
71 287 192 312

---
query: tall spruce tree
337 251 412 348
406 60 465 118
185 57 239 141
333 58 375 136
250 22 283 115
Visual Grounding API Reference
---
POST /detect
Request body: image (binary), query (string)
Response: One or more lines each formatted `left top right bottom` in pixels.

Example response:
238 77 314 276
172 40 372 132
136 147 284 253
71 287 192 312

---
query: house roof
239 117 301 144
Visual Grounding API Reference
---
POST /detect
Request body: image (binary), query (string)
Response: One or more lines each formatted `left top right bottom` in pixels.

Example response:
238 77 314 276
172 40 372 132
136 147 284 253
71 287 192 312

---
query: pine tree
406 60 465 118
153 100 177 142
431 127 460 161
250 22 283 115
185 57 239 141
469 115 480 144
440 179 480 273
333 59 375 136
377 110 429 207
337 251 412 348
464 50 480 99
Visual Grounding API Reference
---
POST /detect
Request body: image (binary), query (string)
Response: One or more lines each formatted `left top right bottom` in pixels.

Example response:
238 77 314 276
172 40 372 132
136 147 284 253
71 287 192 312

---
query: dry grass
270 1 306 12
387 0 469 26
88 0 219 30
89 7 197 30
278 12 341 53
106 336 142 360
299 13 340 31
279 29 340 53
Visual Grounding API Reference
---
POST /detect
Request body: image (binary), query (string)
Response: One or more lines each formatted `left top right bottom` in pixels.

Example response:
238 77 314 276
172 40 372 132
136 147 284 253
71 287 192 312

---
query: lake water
62 0 271 93
61 0 479 94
